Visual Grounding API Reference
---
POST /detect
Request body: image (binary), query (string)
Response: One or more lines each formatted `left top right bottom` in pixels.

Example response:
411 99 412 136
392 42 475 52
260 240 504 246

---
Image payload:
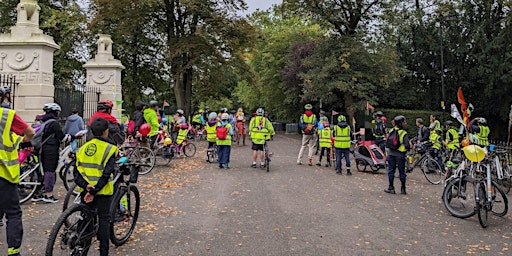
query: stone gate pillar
83 34 125 121
0 0 60 122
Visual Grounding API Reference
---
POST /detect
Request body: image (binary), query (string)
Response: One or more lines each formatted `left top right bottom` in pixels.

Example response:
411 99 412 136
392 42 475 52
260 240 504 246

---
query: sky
244 0 282 14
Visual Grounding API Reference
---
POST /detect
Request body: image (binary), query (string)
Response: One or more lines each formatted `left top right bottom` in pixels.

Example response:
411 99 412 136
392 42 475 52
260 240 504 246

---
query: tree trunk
343 92 355 129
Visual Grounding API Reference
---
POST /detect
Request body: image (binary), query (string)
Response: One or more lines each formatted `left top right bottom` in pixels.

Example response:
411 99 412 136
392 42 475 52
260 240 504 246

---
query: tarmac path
1 132 511 255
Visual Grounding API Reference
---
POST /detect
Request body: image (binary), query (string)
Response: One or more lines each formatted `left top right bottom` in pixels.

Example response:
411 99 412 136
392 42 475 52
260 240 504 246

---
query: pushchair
352 140 386 173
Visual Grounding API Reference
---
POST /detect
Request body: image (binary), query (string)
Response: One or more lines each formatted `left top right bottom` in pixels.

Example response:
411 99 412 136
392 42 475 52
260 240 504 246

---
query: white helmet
176 109 184 115
43 103 61 112
221 113 229 120
256 108 264 116
209 112 218 120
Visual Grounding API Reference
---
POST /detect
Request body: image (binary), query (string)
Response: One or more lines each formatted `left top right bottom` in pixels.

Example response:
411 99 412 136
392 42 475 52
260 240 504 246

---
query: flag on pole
457 87 468 125
163 101 170 107
332 110 339 116
450 104 464 125
366 101 374 111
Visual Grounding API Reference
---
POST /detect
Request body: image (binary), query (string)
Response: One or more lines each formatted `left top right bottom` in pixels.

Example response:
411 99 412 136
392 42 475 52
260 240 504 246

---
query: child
316 121 333 167
235 108 246 145
216 113 234 169
333 115 353 175
205 112 218 161
176 123 189 154
74 118 118 256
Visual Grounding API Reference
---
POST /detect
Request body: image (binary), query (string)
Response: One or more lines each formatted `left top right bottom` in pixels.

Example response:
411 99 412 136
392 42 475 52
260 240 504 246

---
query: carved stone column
83 34 125 121
0 0 60 122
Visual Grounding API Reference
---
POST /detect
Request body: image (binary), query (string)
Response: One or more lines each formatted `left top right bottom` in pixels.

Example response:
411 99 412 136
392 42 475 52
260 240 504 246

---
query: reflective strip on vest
76 139 117 195
397 129 408 152
0 108 20 183
205 123 217 142
177 128 188 144
475 126 490 146
319 129 332 148
446 128 460 149
334 126 350 148
250 116 270 144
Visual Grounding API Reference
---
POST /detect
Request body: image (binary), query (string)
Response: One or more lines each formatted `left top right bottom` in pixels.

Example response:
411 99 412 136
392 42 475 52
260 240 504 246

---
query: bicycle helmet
164 137 173 146
149 100 158 107
323 121 330 127
231 109 236 114
219 108 228 113
209 112 218 120
445 120 453 126
319 110 325 115
161 117 168 124
221 113 229 120
375 111 384 117
304 104 312 110
97 99 114 110
204 106 209 110
393 115 406 128
43 103 61 112
338 115 346 122
176 109 184 115
478 117 487 125
0 86 10 97
256 108 264 116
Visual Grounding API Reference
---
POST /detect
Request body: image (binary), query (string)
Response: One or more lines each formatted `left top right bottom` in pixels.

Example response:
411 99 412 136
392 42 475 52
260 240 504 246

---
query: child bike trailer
353 141 386 173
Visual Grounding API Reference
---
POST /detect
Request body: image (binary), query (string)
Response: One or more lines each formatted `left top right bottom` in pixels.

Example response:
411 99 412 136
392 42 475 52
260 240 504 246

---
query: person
0 102 35 256
444 120 460 152
31 103 74 203
429 114 441 131
202 106 210 122
470 117 490 147
372 111 387 153
249 108 275 168
0 86 11 108
144 100 161 148
133 101 146 136
333 115 353 175
191 109 205 129
414 118 430 145
64 109 84 152
216 113 233 169
74 118 118 256
384 115 411 195
297 103 318 166
175 108 187 125
315 110 328 155
316 121 332 167
235 108 246 145
87 99 122 144
205 112 218 161
175 123 189 153
429 127 445 170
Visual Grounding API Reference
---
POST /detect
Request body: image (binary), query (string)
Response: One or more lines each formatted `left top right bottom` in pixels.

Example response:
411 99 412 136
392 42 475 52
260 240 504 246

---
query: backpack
127 120 135 135
385 129 400 150
216 125 228 140
303 123 314 135
374 119 386 136
31 119 57 150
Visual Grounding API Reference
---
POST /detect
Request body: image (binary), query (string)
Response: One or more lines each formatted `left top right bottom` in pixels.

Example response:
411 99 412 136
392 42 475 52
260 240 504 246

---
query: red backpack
216 125 228 140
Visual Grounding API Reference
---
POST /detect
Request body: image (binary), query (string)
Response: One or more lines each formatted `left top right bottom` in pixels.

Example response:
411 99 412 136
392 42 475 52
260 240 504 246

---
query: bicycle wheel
63 183 82 212
120 146 156 175
421 157 443 185
356 159 367 172
442 176 477 219
476 182 489 228
46 204 95 256
110 185 140 246
18 164 41 204
183 142 196 157
490 180 508 217
497 164 511 194
153 146 172 166
59 162 76 191
264 145 270 172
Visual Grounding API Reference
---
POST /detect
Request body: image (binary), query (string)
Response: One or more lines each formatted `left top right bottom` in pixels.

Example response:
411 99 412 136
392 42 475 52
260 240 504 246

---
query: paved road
1 133 512 255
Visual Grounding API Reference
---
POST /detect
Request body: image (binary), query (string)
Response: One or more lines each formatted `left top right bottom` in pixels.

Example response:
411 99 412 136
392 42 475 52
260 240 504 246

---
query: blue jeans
335 148 351 172
217 145 231 167
387 154 406 186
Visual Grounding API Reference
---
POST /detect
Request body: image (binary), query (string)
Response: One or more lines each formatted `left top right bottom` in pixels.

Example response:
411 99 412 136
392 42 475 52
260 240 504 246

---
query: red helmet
158 116 162 123
97 99 114 110
139 123 151 136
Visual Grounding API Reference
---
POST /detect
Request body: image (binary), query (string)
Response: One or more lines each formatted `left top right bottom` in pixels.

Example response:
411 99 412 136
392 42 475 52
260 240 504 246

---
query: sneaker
316 162 321 166
336 170 342 175
325 164 329 167
43 195 59 203
346 171 352 176
297 161 302 165
218 164 224 169
251 163 257 168
31 194 44 202
224 165 230 169
260 164 266 168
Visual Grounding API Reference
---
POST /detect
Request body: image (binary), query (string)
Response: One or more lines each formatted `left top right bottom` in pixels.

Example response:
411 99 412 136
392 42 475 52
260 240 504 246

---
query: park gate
0 73 18 108
54 80 100 124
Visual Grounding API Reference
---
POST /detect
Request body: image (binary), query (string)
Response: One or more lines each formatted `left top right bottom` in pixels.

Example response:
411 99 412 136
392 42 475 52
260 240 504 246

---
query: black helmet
375 111 384 117
393 115 406 128
149 100 158 107
445 120 453 126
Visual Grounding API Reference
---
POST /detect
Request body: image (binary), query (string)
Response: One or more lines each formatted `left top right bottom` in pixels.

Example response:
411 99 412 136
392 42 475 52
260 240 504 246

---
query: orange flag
457 87 468 125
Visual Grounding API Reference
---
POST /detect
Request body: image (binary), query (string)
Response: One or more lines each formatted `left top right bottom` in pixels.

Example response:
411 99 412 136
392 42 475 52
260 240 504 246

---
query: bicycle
18 151 43 204
404 142 444 185
488 148 511 194
206 144 217 163
58 144 76 191
263 142 272 172
474 153 508 228
46 157 143 255
119 136 155 175
442 159 478 219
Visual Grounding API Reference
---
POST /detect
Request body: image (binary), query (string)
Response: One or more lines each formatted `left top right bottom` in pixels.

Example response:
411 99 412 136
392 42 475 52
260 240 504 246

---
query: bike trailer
353 141 386 172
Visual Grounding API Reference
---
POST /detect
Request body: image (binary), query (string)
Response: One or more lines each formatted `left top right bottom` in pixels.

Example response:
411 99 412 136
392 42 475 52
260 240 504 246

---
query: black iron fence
54 80 100 125
0 73 18 108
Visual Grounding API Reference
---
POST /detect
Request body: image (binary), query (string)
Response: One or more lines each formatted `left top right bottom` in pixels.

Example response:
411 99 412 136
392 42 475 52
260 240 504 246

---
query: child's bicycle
206 144 217 163
47 157 144 255
18 149 43 204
